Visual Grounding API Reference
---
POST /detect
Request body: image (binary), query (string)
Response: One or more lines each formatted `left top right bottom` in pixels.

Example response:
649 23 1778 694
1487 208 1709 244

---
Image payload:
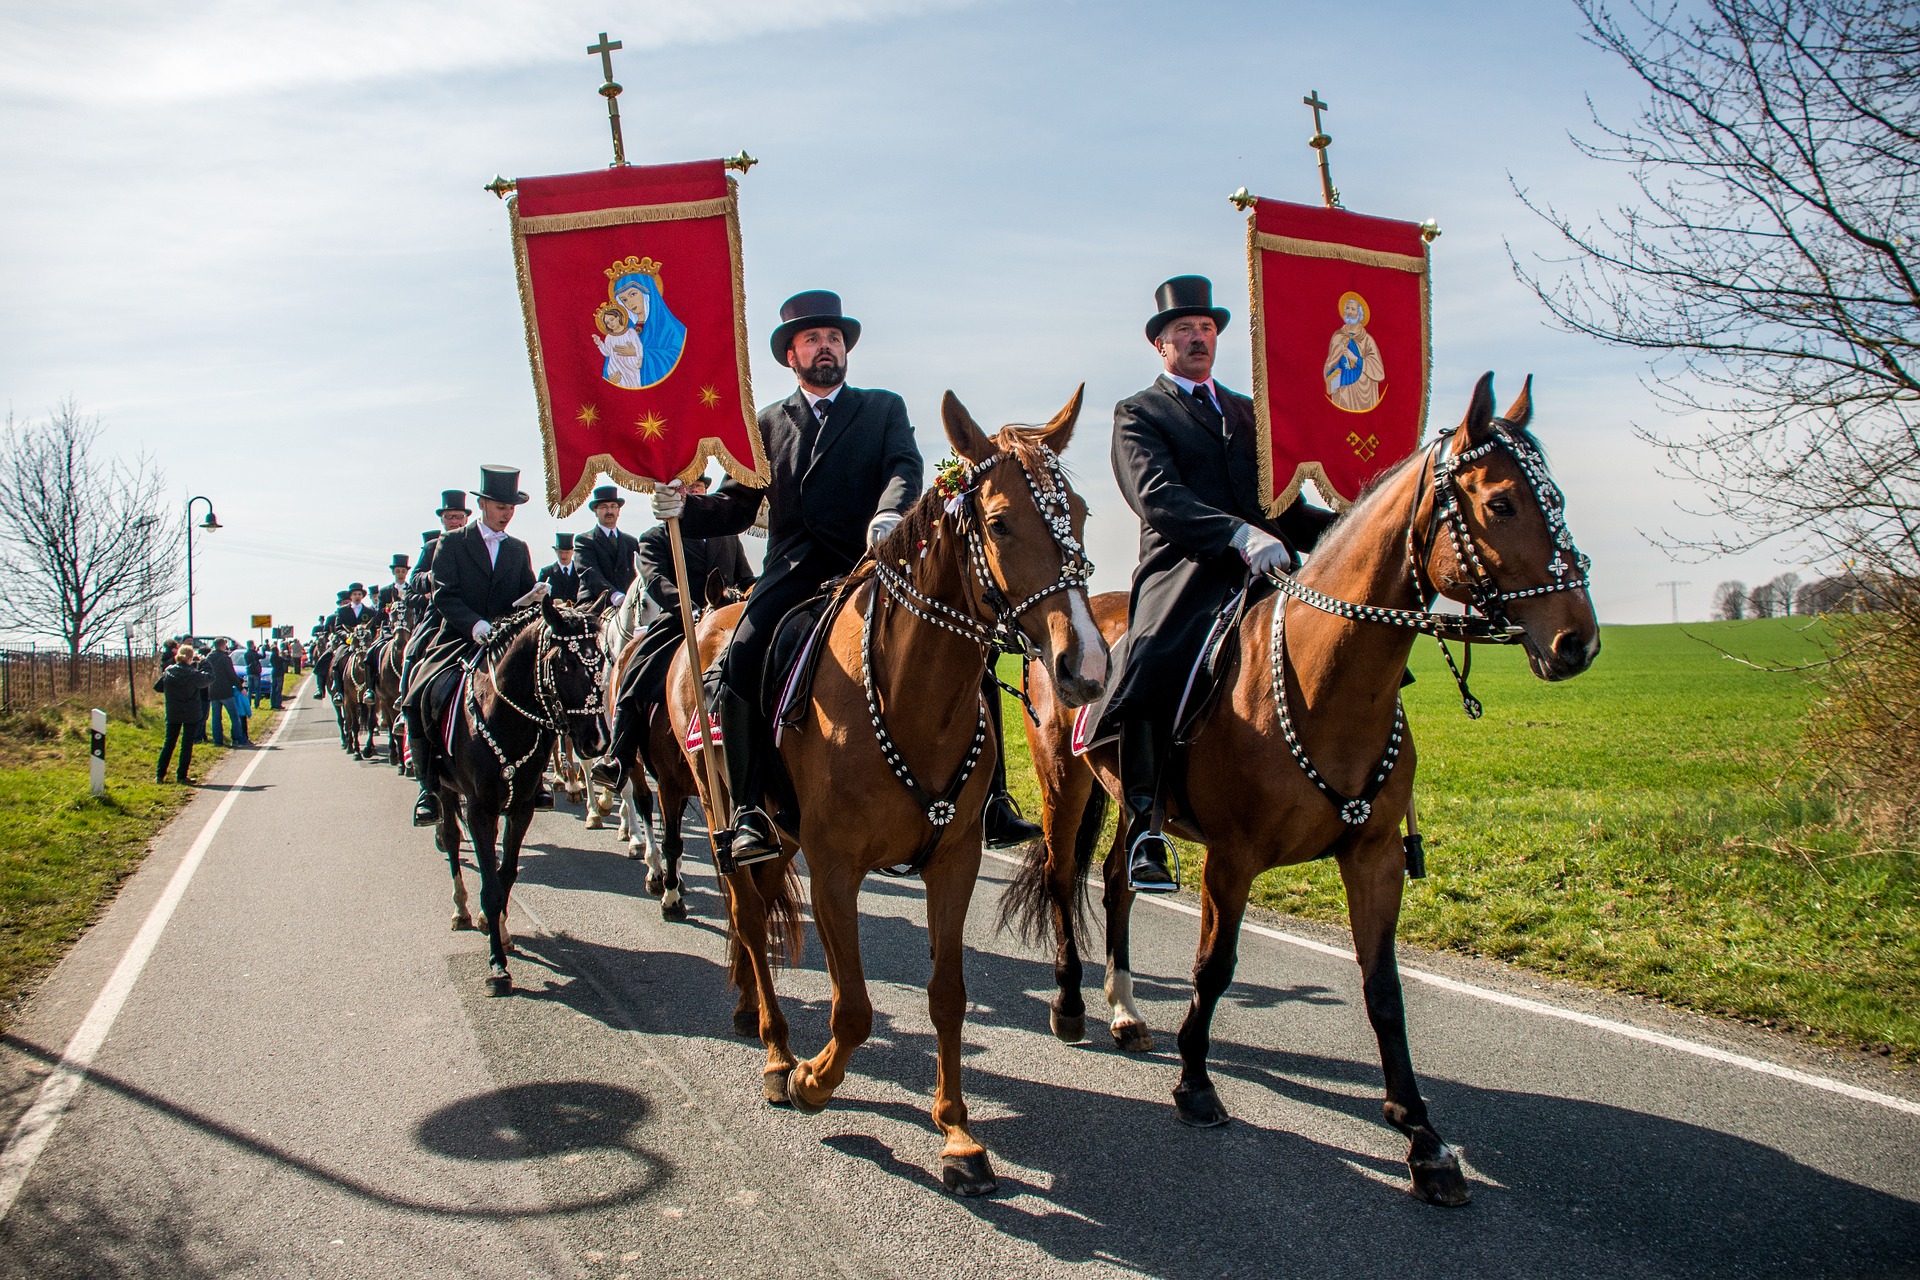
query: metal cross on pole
588 31 627 167
1303 90 1340 209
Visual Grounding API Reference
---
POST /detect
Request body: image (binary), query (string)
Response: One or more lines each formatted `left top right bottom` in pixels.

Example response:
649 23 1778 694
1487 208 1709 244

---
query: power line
1656 580 1690 624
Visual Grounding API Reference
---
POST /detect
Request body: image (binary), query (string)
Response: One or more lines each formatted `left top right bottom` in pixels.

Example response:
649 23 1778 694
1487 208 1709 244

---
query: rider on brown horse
404 466 553 826
650 290 923 865
1100 275 1336 892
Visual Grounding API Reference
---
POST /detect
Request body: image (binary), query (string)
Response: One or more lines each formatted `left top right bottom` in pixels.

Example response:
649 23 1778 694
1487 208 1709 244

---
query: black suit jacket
376 581 403 613
1104 376 1334 725
333 602 377 633
430 523 536 645
576 525 642 595
637 523 754 614
206 649 240 698
538 560 610 605
679 386 921 582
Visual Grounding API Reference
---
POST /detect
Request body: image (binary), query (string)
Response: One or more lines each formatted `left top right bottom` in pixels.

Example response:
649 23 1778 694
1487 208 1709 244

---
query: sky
0 0 1819 644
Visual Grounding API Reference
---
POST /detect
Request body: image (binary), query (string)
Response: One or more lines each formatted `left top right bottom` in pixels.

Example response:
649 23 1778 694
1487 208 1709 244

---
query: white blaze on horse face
1068 591 1108 685
1105 967 1144 1029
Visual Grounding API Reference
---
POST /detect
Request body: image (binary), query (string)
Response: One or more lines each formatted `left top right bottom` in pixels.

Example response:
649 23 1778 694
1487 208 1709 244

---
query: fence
0 648 164 717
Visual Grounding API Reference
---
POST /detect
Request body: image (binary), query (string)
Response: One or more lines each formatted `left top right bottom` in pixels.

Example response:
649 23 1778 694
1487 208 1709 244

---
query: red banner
1246 198 1430 514
509 161 768 515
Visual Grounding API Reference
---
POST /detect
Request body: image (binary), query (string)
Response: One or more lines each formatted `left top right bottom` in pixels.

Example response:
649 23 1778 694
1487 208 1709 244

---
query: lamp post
185 496 221 637
124 623 137 721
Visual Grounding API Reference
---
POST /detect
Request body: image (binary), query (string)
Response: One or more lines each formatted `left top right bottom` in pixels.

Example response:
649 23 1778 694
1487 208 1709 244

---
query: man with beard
1101 276 1335 892
652 290 920 864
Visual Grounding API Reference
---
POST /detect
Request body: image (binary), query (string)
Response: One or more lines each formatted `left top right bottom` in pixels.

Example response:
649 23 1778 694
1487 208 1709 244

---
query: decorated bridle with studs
463 604 607 811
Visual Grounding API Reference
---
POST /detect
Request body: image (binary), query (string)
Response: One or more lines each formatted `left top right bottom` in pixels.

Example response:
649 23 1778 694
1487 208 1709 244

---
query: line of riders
300 277 1598 1206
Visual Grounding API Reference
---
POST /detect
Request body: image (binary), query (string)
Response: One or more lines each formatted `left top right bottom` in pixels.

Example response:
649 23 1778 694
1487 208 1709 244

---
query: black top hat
336 590 351 602
472 465 529 506
348 582 366 593
1145 275 1231 342
436 489 470 515
554 532 575 551
589 485 625 508
390 554 409 569
770 290 861 361
421 530 439 545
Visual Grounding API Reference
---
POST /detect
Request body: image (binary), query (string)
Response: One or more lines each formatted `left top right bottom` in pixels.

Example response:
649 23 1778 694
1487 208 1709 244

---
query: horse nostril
1552 630 1586 665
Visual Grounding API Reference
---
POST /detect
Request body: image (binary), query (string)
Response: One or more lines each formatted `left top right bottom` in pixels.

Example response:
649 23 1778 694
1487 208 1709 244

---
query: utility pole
1657 579 1689 624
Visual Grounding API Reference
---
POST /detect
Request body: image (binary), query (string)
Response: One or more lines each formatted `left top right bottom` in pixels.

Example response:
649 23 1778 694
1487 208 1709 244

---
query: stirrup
412 791 441 827
591 759 625 791
727 808 783 867
1126 829 1180 894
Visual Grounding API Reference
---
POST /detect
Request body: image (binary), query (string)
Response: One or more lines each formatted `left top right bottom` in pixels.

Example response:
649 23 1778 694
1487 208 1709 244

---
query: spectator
269 643 286 710
154 646 211 784
207 639 249 746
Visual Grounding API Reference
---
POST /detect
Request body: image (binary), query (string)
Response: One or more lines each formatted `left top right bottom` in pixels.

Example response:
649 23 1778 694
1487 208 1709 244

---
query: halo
1336 291 1370 324
595 302 629 334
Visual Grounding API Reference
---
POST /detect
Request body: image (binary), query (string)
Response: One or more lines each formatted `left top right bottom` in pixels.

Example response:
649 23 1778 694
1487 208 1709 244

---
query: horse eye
988 517 1010 538
1488 497 1517 519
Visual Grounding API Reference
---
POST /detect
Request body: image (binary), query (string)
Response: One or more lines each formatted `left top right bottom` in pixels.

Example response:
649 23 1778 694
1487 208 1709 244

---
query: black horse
434 595 610 994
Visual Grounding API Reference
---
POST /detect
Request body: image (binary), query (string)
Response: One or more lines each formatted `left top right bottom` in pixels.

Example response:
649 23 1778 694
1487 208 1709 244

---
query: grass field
998 618 1920 1062
0 692 283 1028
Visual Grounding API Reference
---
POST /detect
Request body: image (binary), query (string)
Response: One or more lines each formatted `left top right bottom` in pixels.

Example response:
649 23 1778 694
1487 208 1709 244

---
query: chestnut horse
1004 374 1598 1206
668 388 1109 1196
337 626 379 760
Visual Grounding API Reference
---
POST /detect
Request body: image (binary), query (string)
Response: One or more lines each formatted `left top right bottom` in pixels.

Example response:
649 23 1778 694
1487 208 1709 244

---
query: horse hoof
584 813 604 830
626 846 643 861
1050 1009 1087 1043
785 1067 830 1116
1173 1084 1230 1128
646 872 666 896
451 913 473 931
939 1152 998 1197
485 966 512 997
1111 1020 1155 1053
763 1068 792 1106
661 898 689 923
1409 1144 1473 1207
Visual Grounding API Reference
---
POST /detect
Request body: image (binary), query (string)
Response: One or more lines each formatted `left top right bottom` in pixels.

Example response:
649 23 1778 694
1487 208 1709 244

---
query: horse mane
869 425 1065 568
1304 444 1431 567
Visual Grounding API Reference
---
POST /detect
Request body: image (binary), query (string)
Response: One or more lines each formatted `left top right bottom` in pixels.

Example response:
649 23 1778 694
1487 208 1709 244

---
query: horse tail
767 860 807 968
998 782 1107 947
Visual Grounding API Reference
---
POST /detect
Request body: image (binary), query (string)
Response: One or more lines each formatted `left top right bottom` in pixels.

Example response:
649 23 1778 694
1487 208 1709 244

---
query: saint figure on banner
594 256 688 391
1322 290 1385 413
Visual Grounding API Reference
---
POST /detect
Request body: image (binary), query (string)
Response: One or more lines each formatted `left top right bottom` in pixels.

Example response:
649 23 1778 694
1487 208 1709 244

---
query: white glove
610 591 626 606
512 581 550 607
651 480 685 520
471 619 493 642
1232 524 1296 577
867 511 903 547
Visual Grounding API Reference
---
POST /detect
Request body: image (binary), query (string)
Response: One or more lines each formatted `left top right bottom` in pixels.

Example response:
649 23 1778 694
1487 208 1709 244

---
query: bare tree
1713 579 1748 618
1514 0 1919 576
0 402 181 663
1748 580 1779 617
1770 570 1803 614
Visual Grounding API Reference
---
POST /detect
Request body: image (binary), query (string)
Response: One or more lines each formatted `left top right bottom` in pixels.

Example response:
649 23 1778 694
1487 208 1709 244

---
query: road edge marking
0 682 306 1222
978 849 1920 1119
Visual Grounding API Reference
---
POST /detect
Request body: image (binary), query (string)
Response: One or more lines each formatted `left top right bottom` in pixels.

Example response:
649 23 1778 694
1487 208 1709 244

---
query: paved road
2 690 1917 1279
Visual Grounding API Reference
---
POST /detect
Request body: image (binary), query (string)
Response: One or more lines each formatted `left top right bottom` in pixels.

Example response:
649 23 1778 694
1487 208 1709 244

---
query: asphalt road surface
2 690 1917 1279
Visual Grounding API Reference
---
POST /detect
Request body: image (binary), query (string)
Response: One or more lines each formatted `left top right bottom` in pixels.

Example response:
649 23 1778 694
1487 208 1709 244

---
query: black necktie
1191 383 1219 424
798 398 826 465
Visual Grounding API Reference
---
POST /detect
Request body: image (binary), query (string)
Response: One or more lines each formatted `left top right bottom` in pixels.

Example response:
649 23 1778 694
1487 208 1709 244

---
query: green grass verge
997 619 1920 1061
0 695 282 1029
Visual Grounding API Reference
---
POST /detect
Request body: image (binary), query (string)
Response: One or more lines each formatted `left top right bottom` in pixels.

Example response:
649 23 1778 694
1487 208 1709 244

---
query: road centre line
0 684 306 1223
977 849 1920 1119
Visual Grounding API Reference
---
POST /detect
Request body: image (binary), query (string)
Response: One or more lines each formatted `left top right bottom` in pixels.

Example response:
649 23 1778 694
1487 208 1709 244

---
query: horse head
1422 373 1599 681
540 596 611 758
941 385 1110 708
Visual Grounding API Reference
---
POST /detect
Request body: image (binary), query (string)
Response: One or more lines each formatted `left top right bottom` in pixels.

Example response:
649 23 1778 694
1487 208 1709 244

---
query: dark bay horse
435 596 610 993
1004 374 1598 1206
375 621 408 768
338 626 379 760
669 388 1109 1196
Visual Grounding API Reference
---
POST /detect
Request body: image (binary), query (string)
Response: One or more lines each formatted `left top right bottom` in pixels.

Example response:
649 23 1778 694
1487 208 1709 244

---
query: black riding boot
981 674 1041 848
717 688 780 868
1119 717 1177 893
593 696 643 793
407 702 440 826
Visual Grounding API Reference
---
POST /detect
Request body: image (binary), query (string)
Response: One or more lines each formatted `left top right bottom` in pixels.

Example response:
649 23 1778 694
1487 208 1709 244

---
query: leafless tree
1713 579 1748 618
1514 0 1919 577
1770 570 1803 613
1748 580 1780 617
0 402 181 663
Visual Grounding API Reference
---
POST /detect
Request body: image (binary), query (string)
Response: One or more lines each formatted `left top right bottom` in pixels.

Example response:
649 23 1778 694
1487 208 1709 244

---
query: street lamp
185 495 221 637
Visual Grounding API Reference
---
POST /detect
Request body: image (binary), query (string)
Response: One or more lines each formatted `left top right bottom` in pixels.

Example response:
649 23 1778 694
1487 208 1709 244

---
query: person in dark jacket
574 487 640 604
537 533 612 604
155 646 212 783
396 494 468 697
207 639 244 746
1102 275 1336 892
377 555 409 617
334 584 376 633
652 290 921 863
402 466 546 825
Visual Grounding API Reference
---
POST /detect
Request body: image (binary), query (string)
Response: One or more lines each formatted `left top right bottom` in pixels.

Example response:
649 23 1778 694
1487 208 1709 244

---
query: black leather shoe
534 782 555 811
413 790 441 826
983 791 1042 848
729 808 782 866
1126 829 1179 894
591 759 625 792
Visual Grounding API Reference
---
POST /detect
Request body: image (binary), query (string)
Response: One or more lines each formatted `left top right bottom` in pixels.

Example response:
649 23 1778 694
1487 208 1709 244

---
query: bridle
463 604 608 810
1268 418 1590 827
862 443 1092 865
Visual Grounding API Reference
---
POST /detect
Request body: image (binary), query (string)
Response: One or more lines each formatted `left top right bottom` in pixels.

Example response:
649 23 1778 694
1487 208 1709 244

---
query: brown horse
376 621 408 768
1003 374 1598 1206
668 388 1109 1196
338 626 379 760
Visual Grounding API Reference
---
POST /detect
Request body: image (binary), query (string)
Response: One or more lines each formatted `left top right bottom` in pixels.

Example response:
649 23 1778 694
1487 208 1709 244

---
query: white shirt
1165 372 1221 415
479 522 509 567
802 386 842 419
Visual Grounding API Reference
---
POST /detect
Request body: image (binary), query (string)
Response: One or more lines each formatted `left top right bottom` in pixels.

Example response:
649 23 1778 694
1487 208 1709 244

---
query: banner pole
665 514 734 871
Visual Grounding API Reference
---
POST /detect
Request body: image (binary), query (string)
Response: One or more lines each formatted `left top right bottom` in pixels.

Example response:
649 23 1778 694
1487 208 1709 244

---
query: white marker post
88 709 107 797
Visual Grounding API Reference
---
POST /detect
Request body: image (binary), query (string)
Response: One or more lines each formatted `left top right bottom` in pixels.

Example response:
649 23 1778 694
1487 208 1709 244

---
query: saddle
765 576 854 739
1072 579 1257 757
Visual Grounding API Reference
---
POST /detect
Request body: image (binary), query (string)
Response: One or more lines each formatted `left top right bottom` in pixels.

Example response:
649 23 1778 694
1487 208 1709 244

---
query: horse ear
1502 374 1534 432
1452 372 1497 454
941 391 995 465
1038 383 1085 455
541 594 564 627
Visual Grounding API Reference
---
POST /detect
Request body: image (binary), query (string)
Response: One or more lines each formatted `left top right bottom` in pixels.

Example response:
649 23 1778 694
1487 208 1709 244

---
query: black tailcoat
1102 376 1335 730
333 602 377 633
376 581 404 614
638 524 754 614
538 560 610 605
406 522 537 701
576 525 642 595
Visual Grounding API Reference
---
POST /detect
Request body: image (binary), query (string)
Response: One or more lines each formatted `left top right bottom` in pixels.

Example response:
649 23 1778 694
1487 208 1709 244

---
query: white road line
978 849 1920 1119
0 685 305 1222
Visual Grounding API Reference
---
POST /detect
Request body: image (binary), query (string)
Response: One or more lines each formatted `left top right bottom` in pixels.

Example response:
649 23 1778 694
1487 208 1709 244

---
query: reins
460 604 607 811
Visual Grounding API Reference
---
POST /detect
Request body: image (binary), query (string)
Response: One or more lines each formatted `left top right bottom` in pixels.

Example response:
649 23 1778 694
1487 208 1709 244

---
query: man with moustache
652 290 920 864
575 485 640 606
1103 276 1336 892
